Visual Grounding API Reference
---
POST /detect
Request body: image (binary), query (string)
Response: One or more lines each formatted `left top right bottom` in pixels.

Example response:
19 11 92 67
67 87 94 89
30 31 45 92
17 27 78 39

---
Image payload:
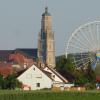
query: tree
56 55 96 89
56 55 75 82
0 74 22 90
0 75 3 89
5 74 22 89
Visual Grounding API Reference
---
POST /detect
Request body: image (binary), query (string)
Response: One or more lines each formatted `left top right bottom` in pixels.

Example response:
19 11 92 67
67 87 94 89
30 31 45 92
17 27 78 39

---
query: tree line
56 55 96 89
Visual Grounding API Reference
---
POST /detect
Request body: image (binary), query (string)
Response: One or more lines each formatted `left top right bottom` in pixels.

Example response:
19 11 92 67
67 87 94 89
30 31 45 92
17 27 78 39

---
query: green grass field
0 90 100 100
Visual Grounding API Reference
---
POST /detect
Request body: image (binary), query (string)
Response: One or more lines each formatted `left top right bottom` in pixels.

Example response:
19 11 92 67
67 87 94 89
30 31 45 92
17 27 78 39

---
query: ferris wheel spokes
66 21 100 70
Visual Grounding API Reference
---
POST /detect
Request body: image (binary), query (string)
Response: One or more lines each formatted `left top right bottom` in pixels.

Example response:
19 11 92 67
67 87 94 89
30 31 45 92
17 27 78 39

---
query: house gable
17 64 52 90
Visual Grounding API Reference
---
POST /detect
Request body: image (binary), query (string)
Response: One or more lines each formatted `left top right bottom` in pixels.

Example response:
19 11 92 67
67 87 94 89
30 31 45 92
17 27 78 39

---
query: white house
44 67 68 84
17 64 53 90
17 64 69 90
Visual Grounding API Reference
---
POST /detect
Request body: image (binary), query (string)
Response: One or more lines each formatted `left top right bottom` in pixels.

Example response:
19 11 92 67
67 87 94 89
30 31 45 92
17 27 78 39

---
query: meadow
0 90 100 100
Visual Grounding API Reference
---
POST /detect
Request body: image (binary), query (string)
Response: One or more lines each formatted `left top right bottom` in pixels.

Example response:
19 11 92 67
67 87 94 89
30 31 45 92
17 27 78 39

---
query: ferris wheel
66 21 100 70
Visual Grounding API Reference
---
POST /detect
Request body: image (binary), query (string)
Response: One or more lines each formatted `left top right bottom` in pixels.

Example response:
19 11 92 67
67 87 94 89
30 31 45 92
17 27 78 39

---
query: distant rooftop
0 50 13 61
0 48 38 62
14 48 38 60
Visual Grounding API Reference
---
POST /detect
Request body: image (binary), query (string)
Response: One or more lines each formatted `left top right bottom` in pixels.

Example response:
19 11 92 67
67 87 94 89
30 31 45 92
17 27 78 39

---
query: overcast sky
0 0 100 56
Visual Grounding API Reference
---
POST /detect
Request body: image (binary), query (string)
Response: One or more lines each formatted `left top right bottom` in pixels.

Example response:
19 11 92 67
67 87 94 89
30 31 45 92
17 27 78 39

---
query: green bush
0 74 22 90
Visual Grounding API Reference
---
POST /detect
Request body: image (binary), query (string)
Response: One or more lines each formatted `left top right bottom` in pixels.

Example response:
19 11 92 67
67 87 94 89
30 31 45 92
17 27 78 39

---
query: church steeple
42 7 51 16
38 7 55 68
45 7 49 14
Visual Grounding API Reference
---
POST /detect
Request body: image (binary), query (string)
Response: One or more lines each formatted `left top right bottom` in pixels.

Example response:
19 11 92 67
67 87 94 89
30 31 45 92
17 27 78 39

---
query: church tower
38 7 55 68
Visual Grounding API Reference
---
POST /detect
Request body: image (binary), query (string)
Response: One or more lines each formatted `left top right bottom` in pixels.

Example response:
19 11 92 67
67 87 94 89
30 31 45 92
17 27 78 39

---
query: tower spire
42 6 51 16
45 6 48 13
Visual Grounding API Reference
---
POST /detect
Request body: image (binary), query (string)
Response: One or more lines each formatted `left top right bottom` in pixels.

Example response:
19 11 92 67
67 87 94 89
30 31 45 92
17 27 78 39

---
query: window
36 83 40 87
53 75 55 78
36 74 42 78
49 44 51 49
33 68 35 70
49 57 51 62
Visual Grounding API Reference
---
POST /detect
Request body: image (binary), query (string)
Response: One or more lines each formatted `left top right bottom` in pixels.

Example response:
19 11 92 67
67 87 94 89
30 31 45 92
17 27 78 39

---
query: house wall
17 65 52 90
